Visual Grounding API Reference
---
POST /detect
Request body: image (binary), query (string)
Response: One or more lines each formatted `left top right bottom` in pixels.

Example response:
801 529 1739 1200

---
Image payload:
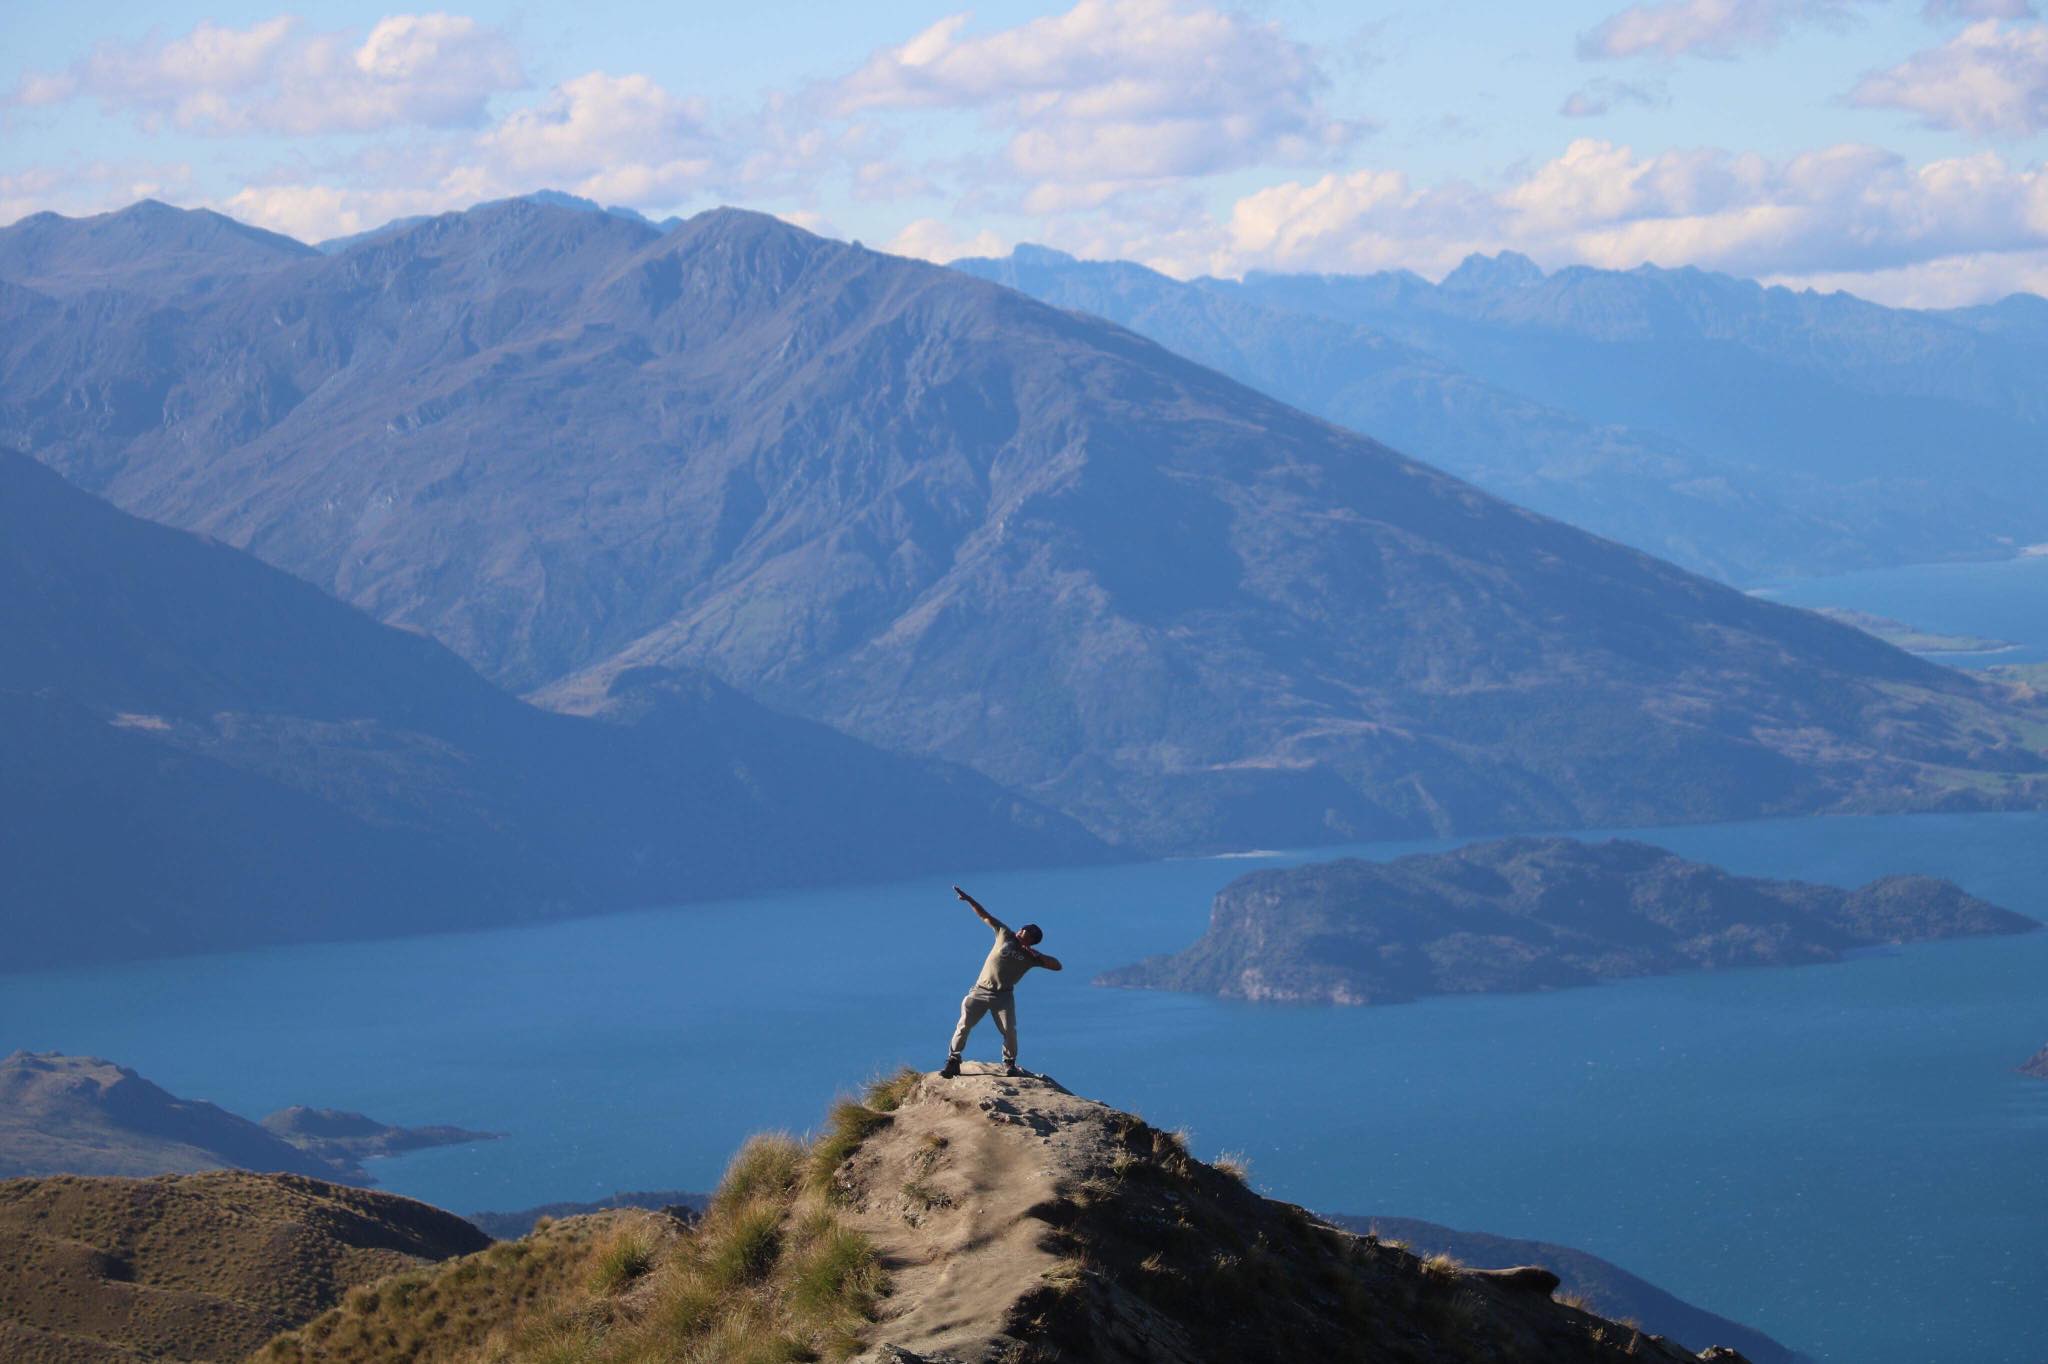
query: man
941 884 1062 1078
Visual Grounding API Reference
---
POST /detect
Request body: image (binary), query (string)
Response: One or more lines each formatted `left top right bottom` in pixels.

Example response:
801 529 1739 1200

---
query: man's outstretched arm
954 885 1008 933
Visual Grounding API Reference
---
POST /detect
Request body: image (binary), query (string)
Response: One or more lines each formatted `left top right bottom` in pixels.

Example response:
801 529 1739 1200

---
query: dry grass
863 1067 922 1113
1421 1252 1464 1282
901 1177 950 1213
714 1133 806 1212
265 1104 896 1364
589 1227 657 1295
809 1099 896 1199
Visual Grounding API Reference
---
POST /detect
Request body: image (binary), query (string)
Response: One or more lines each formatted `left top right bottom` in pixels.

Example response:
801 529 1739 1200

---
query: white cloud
1178 138 2048 302
851 159 937 202
775 209 841 238
1850 20 2048 136
9 13 525 135
205 64 732 242
217 183 452 243
480 72 713 202
1578 0 1864 61
832 0 1361 195
884 216 1007 262
1560 77 1672 116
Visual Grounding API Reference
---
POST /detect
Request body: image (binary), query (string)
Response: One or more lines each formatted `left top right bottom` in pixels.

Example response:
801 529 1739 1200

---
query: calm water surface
1758 551 2048 667
5 812 2046 1364
7 558 2048 1364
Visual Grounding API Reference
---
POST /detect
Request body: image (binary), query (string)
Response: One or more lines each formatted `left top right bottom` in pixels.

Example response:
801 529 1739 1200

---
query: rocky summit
1098 836 2038 1005
262 1068 1760 1363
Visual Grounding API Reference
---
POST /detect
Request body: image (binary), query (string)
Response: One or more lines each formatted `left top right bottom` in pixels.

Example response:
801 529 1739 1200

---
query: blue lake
5 811 2047 1364
8 554 2048 1364
1757 550 2048 668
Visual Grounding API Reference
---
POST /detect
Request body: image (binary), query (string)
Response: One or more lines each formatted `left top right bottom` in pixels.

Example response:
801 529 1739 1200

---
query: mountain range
956 245 2048 583
4 197 2045 860
0 449 1100 969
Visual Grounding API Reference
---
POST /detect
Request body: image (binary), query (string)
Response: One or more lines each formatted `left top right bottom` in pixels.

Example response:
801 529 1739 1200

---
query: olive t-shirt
975 926 1038 993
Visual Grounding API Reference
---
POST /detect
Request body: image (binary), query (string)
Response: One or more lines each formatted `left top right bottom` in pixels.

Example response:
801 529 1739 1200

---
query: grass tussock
705 1201 785 1288
1421 1251 1464 1283
714 1133 806 1214
809 1099 895 1197
864 1067 922 1112
589 1229 656 1295
263 1110 892 1364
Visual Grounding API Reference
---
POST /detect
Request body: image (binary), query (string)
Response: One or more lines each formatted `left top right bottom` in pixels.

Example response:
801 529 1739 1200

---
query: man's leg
946 991 990 1071
990 992 1019 1071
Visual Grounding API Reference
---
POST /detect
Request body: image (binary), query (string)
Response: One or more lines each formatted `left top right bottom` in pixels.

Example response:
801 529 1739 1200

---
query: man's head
1019 923 1043 947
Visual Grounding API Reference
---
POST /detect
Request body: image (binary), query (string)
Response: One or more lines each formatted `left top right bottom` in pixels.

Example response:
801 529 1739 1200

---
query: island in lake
0 1051 496 1184
2023 1046 2048 1079
1097 837 2038 1006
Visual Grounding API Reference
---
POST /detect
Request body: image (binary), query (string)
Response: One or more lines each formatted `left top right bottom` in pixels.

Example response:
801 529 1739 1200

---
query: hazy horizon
8 1 2048 306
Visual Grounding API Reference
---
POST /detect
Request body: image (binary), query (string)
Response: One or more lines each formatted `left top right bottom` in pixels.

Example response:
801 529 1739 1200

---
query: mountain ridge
5 199 2046 855
956 244 2048 581
0 451 1104 969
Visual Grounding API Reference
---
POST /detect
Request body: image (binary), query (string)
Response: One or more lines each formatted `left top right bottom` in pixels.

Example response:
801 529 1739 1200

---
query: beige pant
948 988 1017 1064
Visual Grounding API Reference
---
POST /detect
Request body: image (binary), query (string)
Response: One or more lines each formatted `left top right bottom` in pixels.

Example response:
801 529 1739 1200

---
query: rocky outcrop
831 1068 1751 1363
2022 1046 2048 1079
1099 837 2037 1005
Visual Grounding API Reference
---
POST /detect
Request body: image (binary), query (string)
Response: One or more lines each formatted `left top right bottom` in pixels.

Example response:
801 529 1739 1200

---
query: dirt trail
838 1066 1117 1362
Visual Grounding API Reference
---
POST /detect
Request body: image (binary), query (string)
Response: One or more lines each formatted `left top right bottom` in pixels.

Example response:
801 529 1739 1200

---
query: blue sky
6 0 2048 303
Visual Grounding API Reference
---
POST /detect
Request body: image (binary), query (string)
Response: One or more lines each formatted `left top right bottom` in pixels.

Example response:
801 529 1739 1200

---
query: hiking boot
939 1058 961 1078
1003 1062 1025 1078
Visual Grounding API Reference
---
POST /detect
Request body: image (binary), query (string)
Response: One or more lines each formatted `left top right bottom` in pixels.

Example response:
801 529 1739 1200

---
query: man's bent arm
954 885 1008 934
1030 950 1063 971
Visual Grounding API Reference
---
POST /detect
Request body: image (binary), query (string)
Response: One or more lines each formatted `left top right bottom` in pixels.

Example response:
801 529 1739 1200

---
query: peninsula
1098 838 2037 1006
